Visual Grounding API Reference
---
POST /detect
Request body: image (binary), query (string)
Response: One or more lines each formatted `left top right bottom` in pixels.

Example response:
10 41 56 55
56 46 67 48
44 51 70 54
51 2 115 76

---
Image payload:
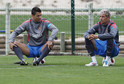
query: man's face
100 14 110 25
32 12 42 22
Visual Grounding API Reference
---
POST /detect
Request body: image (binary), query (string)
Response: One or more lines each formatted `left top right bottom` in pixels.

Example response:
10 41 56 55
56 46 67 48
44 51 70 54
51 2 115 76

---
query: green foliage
0 55 124 84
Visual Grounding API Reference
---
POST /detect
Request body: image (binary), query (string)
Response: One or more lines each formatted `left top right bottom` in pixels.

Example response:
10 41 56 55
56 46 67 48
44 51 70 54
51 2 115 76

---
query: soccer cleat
85 62 98 66
103 60 109 67
33 61 39 66
109 58 115 66
20 60 28 65
40 58 45 64
33 57 38 63
33 57 45 64
103 58 115 66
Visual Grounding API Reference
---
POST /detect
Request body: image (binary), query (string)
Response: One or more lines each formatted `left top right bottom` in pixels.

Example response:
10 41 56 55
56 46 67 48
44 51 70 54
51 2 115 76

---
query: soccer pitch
1 15 124 34
0 55 124 84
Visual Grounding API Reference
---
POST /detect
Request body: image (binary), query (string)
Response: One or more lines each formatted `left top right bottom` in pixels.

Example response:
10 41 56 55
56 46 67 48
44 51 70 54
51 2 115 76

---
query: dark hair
31 7 41 15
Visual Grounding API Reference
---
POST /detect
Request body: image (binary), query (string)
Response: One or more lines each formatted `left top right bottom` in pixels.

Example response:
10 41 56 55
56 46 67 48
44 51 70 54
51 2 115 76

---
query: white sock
91 56 97 63
106 56 110 61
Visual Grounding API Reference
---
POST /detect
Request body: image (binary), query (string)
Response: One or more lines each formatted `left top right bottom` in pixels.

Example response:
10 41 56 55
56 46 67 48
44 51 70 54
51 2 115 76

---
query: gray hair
100 9 111 17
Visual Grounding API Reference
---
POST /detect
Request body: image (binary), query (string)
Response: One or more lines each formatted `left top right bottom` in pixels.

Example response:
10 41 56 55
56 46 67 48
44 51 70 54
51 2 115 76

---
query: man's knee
85 39 96 48
50 40 55 49
107 39 114 45
41 44 52 53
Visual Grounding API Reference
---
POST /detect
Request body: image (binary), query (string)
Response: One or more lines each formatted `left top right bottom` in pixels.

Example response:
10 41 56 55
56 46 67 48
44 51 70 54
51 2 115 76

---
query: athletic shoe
20 60 28 65
102 58 115 66
103 60 109 67
33 57 38 63
33 61 39 66
109 58 115 66
33 57 45 64
40 58 45 64
85 62 98 66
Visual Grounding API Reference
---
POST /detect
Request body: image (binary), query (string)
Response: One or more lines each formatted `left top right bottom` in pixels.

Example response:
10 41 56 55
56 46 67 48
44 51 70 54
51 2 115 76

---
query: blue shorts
26 44 45 58
94 40 119 58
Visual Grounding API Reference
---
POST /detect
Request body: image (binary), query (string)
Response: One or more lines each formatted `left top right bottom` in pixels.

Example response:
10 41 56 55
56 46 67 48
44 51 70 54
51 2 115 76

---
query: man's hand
46 41 53 49
88 34 98 40
9 42 17 51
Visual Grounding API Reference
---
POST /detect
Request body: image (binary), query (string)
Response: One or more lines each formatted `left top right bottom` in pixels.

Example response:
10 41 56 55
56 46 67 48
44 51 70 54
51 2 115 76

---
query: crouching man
83 9 119 67
9 7 58 66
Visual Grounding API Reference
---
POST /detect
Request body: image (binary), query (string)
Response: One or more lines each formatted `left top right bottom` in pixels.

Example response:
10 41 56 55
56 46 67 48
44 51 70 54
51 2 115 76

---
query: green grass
1 14 124 35
0 55 124 84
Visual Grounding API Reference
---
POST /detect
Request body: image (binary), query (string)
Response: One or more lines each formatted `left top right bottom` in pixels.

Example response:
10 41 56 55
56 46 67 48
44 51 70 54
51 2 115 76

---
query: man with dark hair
31 7 41 15
9 7 58 66
84 9 119 67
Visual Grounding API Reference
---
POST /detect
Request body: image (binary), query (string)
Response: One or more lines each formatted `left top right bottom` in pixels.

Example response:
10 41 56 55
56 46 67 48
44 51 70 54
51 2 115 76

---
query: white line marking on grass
0 67 32 69
0 65 59 69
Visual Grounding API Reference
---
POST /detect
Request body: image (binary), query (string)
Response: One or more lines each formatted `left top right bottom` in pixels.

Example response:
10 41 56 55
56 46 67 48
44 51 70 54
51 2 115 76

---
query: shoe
33 57 45 64
109 58 115 66
103 60 109 67
40 58 45 64
33 61 39 66
85 62 98 66
14 61 21 64
33 57 38 63
20 60 28 65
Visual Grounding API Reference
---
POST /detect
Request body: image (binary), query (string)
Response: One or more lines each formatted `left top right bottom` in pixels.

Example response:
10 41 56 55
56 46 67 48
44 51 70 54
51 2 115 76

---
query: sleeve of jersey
98 24 118 40
47 23 59 41
83 25 98 39
9 22 27 43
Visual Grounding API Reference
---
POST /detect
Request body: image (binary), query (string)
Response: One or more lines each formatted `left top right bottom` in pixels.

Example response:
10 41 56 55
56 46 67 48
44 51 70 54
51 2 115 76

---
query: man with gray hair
84 9 120 67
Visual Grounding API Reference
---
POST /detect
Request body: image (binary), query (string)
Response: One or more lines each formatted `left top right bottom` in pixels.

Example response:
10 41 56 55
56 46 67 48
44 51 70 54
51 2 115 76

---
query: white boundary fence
1 3 124 55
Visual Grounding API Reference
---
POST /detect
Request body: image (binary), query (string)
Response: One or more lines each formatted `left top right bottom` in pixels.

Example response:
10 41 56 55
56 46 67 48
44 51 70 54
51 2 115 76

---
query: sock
91 56 97 63
13 46 25 61
37 45 50 62
106 56 110 61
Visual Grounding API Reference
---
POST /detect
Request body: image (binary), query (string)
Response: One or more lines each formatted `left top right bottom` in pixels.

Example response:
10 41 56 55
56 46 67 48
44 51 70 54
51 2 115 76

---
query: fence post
88 3 93 29
5 3 10 55
71 0 75 54
60 32 65 52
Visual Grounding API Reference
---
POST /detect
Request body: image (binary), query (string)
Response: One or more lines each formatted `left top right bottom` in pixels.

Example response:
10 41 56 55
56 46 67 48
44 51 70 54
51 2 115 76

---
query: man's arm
46 23 58 49
47 24 59 41
98 24 118 40
9 22 28 50
83 25 99 51
9 22 28 43
83 25 98 39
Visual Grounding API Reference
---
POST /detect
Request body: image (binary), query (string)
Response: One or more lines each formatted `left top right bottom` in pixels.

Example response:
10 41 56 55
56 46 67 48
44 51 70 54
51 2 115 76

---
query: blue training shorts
26 44 45 58
94 40 119 58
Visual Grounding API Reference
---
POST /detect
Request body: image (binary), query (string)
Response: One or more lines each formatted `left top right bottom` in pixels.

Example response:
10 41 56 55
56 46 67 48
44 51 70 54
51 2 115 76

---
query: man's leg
33 44 52 66
85 39 98 66
103 39 114 67
13 41 30 65
109 41 119 66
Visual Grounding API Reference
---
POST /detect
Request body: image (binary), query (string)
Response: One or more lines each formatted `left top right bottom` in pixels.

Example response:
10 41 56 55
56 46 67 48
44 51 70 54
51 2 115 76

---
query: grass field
0 14 124 35
0 55 124 84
